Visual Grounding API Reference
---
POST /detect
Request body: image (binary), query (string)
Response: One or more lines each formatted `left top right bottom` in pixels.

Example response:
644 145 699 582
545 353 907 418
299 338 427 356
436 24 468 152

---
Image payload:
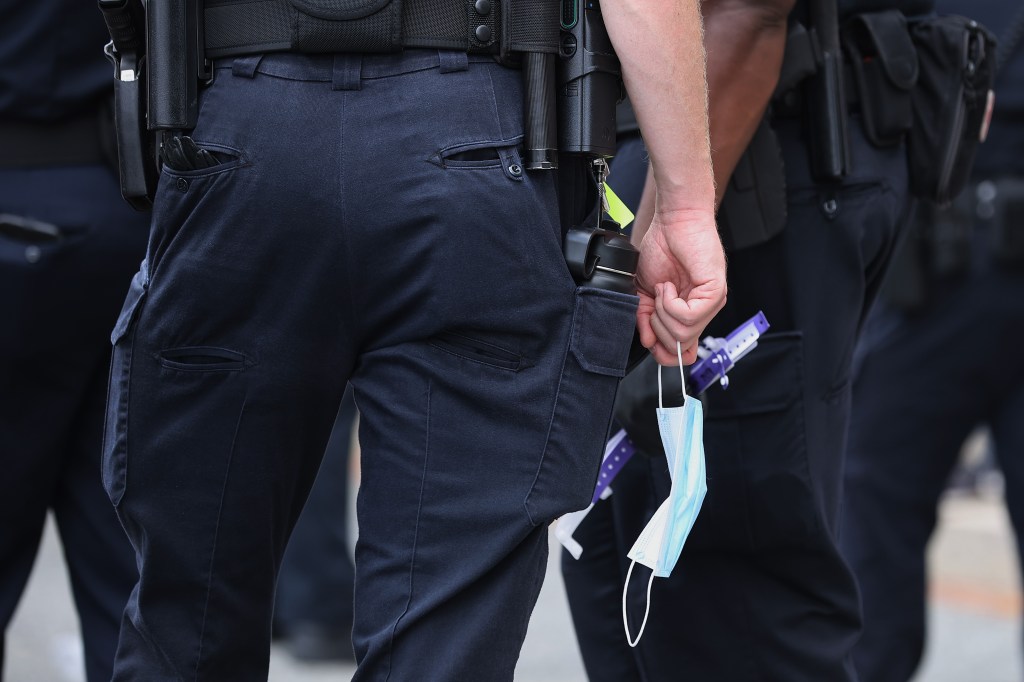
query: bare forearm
703 0 794 204
604 0 715 216
630 0 794 245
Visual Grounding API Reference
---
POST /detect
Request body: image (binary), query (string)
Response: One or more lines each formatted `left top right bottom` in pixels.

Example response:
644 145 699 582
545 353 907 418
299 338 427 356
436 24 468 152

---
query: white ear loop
657 341 688 410
622 561 656 647
627 341 687 648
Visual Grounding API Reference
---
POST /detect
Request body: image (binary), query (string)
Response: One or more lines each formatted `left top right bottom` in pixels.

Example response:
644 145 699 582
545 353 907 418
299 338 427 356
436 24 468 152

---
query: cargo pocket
525 286 638 525
102 264 148 508
690 331 823 551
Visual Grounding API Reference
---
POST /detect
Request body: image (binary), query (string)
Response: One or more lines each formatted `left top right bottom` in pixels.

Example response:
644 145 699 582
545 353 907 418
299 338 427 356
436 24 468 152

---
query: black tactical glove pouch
842 10 918 148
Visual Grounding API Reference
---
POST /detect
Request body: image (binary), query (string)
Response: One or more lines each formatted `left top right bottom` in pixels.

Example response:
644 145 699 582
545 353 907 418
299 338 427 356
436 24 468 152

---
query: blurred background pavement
6 469 1021 682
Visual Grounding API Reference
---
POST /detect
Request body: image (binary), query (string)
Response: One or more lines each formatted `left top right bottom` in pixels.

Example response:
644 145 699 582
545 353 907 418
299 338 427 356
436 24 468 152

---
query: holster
100 0 160 210
109 47 158 210
717 117 787 251
841 10 918 148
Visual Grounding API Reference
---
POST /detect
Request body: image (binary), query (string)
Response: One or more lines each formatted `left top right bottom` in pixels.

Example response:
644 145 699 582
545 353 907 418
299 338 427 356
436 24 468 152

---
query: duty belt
203 0 559 61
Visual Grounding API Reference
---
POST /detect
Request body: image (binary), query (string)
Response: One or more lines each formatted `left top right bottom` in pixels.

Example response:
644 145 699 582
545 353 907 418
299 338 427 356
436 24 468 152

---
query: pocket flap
111 265 147 345
844 10 918 90
569 287 639 377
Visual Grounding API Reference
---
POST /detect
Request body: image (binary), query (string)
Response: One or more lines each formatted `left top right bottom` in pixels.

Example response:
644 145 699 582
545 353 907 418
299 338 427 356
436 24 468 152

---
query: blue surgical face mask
622 343 708 647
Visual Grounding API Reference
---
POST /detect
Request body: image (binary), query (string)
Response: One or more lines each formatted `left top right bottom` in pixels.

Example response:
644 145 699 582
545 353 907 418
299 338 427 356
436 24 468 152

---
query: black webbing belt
203 0 558 60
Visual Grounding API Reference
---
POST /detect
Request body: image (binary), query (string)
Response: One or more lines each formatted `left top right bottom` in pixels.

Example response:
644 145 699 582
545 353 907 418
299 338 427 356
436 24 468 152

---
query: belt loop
231 54 264 78
438 50 469 73
333 54 363 91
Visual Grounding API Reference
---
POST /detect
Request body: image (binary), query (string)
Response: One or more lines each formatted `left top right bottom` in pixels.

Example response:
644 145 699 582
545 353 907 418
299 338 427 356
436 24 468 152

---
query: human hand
635 209 727 366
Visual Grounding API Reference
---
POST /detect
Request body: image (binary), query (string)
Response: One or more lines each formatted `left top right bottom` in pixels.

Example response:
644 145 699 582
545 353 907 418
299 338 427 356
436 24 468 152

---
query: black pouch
717 117 787 251
290 0 403 52
906 15 997 205
842 10 918 148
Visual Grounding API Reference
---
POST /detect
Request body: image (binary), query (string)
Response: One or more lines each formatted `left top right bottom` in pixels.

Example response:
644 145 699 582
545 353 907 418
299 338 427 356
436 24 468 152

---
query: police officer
841 1 1024 679
0 1 146 679
561 0 930 678
99 0 726 678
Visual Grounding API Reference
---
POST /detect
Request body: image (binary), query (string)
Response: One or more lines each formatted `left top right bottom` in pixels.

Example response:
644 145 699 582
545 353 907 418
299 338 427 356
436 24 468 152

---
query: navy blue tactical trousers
842 215 1024 682
0 163 145 682
104 50 637 681
274 387 357 644
562 115 911 681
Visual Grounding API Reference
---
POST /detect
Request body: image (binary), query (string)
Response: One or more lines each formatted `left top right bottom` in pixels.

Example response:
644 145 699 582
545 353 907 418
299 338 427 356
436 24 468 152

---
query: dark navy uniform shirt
937 0 1024 178
0 0 113 122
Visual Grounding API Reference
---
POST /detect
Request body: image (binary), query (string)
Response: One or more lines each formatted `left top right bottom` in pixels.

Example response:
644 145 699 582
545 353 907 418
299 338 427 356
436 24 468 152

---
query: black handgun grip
98 0 144 54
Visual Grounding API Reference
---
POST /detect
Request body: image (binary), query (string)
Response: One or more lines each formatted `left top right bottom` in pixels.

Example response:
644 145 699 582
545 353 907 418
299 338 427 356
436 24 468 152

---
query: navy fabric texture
0 0 113 121
274 387 358 640
0 163 147 681
562 112 912 681
104 50 638 681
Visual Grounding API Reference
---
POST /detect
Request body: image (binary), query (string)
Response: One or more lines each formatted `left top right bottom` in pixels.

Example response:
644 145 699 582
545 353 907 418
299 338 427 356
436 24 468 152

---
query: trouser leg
0 164 146 680
275 387 357 643
104 68 355 679
842 297 983 682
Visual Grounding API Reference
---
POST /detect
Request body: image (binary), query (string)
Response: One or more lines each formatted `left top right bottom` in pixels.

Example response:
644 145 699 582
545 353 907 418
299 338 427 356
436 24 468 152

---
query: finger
650 307 677 358
681 341 699 366
649 341 681 366
635 294 658 349
654 295 700 352
656 283 721 350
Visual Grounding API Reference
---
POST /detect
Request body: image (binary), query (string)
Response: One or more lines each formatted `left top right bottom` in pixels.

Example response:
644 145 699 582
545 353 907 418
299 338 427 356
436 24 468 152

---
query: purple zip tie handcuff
688 311 770 394
592 428 636 504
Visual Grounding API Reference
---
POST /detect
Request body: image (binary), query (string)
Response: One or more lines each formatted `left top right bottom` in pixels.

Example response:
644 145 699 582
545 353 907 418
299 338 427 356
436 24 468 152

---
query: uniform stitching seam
383 380 431 680
193 398 247 680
